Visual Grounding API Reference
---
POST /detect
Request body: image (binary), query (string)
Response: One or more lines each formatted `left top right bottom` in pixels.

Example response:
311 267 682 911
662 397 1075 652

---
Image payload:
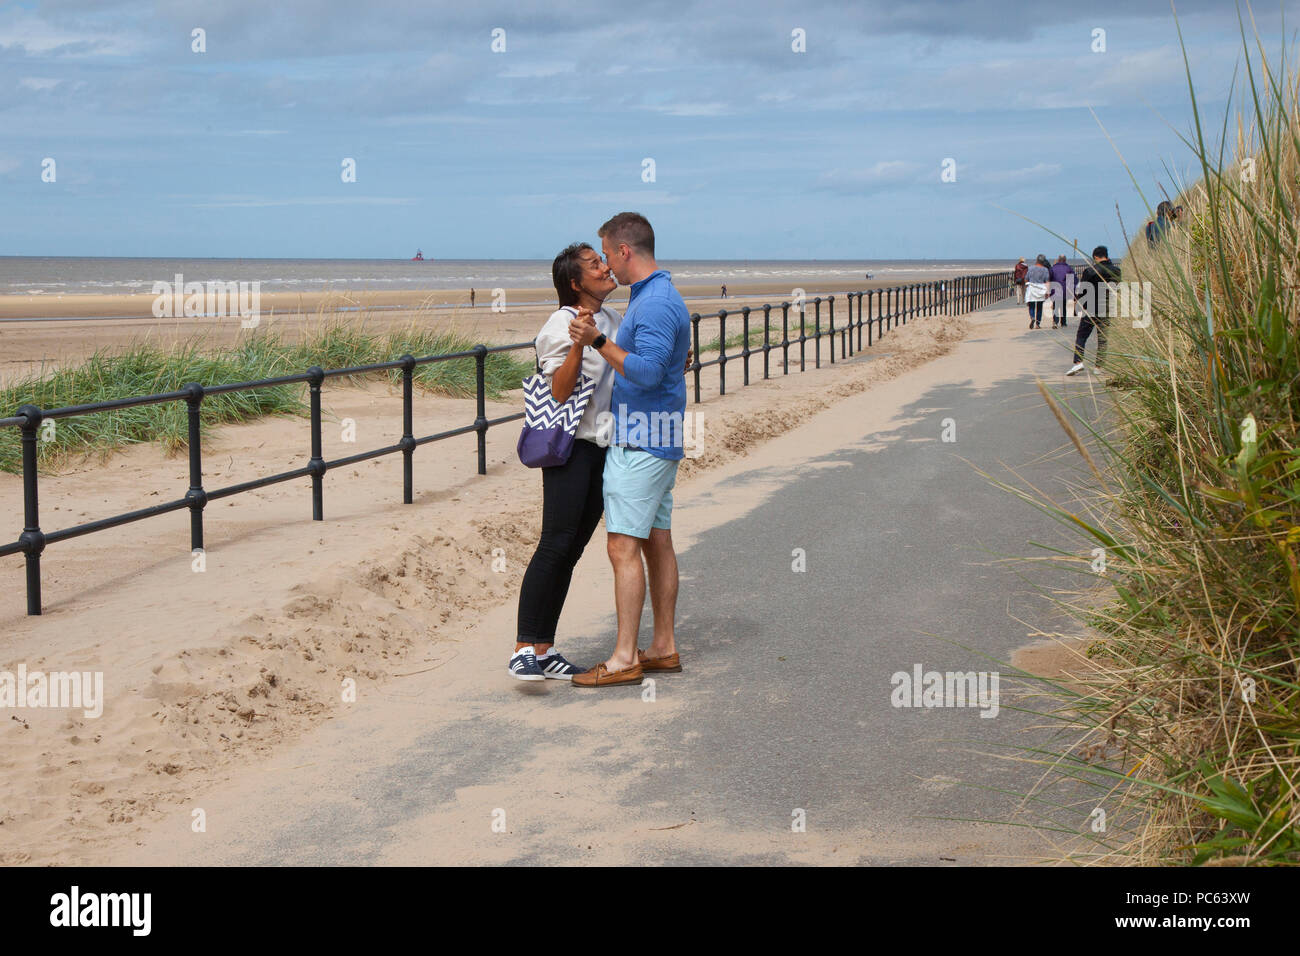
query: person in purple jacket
1049 256 1075 329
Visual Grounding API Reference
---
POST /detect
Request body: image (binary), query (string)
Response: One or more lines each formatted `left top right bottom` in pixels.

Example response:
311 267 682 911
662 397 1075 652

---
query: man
1049 255 1074 329
1013 258 1028 304
1067 245 1120 376
567 212 691 687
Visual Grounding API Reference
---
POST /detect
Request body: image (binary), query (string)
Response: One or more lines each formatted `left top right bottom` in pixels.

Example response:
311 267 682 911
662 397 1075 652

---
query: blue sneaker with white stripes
508 646 545 682
537 650 586 681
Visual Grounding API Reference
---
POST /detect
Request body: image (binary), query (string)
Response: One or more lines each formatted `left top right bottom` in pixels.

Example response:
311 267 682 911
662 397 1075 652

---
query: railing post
813 297 822 368
474 345 488 475
841 294 849 357
717 309 728 396
762 304 771 380
16 404 44 616
401 354 415 503
183 382 207 554
828 296 836 363
857 292 864 350
798 300 807 372
866 291 873 347
781 302 791 375
692 314 702 403
741 306 751 386
307 366 326 520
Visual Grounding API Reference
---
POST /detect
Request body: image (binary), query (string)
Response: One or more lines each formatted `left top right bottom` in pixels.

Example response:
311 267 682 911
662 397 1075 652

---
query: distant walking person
1049 255 1074 329
1025 255 1050 328
720 284 727 298
1013 257 1028 304
1067 245 1121 376
470 287 476 308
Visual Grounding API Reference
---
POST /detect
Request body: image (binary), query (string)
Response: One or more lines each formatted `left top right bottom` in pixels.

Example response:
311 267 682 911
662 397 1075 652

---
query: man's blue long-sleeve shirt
610 269 691 460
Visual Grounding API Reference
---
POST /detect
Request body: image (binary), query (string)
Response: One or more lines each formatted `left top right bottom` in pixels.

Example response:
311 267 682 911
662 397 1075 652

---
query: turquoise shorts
603 445 679 538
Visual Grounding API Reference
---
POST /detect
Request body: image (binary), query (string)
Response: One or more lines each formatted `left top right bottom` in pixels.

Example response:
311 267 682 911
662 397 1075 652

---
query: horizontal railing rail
2 271 1013 614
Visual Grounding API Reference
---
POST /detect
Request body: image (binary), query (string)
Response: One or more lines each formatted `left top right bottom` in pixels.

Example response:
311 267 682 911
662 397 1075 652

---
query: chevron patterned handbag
516 342 597 468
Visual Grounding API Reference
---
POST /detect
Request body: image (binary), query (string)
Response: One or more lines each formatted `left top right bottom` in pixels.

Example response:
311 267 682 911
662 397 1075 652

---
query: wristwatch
591 333 607 350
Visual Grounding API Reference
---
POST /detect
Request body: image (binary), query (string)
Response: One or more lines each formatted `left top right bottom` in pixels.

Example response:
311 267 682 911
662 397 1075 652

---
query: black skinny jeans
516 438 607 646
1073 314 1109 366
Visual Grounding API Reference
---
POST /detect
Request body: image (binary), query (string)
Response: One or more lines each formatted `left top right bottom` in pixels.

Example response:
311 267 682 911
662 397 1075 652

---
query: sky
0 0 1295 260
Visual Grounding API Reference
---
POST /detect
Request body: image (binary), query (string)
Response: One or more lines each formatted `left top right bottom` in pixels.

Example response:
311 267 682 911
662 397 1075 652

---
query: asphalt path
107 302 1107 866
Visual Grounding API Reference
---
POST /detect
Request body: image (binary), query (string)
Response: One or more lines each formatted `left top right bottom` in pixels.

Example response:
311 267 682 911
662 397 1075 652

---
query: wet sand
0 275 964 386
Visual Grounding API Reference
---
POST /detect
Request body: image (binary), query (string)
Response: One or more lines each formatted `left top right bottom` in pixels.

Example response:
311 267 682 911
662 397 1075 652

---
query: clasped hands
567 308 694 372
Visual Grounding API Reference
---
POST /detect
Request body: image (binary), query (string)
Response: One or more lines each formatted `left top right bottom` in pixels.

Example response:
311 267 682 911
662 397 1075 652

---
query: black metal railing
687 271 1012 401
1 270 1012 615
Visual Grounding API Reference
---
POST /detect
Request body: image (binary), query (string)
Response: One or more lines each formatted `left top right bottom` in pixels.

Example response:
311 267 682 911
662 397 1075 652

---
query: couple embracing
509 212 692 688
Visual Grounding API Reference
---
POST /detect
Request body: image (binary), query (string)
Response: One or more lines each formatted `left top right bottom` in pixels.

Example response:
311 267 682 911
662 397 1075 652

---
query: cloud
516 191 681 207
645 101 731 117
977 163 1063 183
817 160 919 192
186 196 416 208
0 15 141 57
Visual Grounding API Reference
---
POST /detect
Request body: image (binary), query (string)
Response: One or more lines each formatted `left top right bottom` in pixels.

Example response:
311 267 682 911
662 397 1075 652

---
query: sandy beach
0 275 964 386
0 293 1012 865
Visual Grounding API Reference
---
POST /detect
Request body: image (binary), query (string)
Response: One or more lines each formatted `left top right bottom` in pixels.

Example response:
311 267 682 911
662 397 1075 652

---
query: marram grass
0 314 533 475
1009 9 1300 865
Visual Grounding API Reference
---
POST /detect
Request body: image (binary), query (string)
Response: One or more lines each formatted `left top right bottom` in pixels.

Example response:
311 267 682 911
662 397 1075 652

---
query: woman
1024 254 1050 329
1013 257 1028 305
508 243 622 681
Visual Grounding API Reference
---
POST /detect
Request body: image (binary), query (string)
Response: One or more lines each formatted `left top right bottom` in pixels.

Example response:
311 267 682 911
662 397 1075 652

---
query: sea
0 257 1013 296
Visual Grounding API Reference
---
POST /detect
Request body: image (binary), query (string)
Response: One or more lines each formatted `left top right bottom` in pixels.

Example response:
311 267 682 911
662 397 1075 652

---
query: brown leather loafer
637 649 682 672
572 661 644 687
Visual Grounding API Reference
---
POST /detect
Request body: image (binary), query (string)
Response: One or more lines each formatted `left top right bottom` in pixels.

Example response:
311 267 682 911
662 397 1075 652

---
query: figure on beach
508 244 623 681
1024 255 1050 328
470 287 476 308
720 284 727 298
1013 258 1028 304
1067 245 1121 376
567 212 691 687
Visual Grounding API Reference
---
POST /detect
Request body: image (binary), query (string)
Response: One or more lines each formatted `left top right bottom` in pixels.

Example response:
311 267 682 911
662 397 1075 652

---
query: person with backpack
1013 257 1028 304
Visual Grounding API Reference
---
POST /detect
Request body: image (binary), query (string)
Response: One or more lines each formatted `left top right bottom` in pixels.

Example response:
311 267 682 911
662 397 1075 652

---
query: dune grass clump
0 317 533 474
1014 15 1300 865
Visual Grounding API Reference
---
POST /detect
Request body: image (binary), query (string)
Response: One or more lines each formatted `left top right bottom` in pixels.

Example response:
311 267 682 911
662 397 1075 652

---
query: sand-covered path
64 301 1107 866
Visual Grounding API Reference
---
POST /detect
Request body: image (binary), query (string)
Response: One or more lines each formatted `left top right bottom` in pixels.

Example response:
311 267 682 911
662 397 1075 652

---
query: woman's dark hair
552 242 594 308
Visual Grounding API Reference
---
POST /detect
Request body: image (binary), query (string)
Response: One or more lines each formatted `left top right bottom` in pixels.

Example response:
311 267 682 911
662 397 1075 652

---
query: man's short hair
552 242 593 308
1092 245 1109 259
599 212 655 257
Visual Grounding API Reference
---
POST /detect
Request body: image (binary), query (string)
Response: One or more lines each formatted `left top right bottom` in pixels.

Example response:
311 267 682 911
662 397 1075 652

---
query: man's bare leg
606 532 645 671
643 527 678 659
